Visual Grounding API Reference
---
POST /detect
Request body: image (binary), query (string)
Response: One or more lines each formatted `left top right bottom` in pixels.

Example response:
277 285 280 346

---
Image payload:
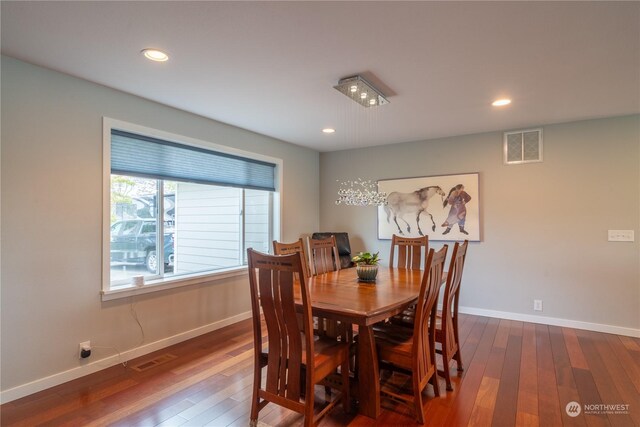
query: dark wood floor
2 314 639 426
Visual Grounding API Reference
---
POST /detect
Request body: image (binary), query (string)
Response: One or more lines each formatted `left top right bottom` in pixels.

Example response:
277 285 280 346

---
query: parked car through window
110 219 175 273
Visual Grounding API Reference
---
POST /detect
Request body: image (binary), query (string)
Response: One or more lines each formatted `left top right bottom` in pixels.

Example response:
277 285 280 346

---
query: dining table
295 266 427 420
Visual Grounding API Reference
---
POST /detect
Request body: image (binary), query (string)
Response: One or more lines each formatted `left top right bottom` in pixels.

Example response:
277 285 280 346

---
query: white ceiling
2 1 639 152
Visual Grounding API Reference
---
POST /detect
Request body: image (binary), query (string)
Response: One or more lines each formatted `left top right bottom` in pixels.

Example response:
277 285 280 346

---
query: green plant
352 251 380 265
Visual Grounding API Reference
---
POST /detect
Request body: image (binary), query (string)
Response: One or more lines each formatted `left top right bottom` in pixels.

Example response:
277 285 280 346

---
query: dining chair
435 240 468 391
311 232 354 269
273 238 313 335
372 245 448 424
387 235 428 326
247 249 350 427
307 235 354 373
308 235 341 340
389 234 429 322
273 238 311 278
389 234 429 269
308 235 341 276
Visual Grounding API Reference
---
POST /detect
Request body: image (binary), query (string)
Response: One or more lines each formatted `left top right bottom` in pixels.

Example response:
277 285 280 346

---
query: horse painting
383 186 446 236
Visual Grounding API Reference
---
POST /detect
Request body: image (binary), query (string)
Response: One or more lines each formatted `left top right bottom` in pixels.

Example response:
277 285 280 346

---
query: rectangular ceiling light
334 75 389 108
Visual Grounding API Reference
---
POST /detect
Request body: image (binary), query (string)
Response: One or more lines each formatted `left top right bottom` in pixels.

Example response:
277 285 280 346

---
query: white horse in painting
384 186 446 236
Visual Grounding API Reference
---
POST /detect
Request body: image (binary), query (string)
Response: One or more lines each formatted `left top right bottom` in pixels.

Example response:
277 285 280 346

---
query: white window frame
102 117 282 301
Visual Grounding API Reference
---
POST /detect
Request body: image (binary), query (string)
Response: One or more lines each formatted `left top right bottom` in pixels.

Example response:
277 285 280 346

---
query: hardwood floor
1 314 638 426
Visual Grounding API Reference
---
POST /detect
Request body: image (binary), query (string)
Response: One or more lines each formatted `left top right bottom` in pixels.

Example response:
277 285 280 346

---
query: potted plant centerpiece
352 251 380 282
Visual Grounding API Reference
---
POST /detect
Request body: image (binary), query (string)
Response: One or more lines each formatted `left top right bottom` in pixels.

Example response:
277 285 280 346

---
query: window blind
111 130 276 191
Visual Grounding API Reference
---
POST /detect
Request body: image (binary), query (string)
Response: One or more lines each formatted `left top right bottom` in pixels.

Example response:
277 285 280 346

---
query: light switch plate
608 230 635 242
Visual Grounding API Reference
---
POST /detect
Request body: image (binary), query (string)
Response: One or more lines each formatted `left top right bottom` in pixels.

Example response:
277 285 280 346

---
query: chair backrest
308 235 341 276
311 232 353 269
412 245 448 380
389 234 429 269
247 249 313 405
273 238 311 278
441 240 469 330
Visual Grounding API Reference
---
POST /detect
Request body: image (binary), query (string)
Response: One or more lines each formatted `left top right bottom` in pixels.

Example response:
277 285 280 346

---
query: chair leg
250 402 259 427
431 372 440 397
341 358 350 413
442 348 453 392
453 317 463 371
443 363 453 391
250 363 261 425
305 385 315 427
455 349 464 372
413 376 425 424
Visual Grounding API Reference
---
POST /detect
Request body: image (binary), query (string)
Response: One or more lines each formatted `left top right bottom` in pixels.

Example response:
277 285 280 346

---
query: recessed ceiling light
322 128 336 134
492 98 511 107
141 48 169 62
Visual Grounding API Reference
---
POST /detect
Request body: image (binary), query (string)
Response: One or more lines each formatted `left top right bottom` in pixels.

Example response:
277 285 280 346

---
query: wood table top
296 267 425 326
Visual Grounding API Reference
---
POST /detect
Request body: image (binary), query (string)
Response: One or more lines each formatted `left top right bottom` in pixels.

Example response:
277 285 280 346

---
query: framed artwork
377 173 480 241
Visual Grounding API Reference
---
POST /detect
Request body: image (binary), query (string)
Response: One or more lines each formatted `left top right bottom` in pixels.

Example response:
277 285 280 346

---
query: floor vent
504 128 543 164
130 353 177 372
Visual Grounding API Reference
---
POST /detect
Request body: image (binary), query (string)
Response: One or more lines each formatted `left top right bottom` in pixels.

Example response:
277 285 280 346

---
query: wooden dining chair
273 238 311 278
247 249 350 427
308 235 343 339
273 238 312 335
311 232 354 269
308 235 341 276
373 245 448 424
389 234 428 269
387 235 428 326
307 235 354 373
435 240 469 391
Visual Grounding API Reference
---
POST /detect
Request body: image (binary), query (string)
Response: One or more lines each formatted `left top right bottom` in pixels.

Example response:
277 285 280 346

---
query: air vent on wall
503 128 543 164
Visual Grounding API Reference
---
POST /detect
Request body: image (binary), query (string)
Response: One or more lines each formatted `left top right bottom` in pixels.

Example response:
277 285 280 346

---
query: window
103 119 280 297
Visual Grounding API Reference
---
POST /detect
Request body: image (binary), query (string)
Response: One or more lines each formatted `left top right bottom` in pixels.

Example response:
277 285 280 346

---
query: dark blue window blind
111 130 276 191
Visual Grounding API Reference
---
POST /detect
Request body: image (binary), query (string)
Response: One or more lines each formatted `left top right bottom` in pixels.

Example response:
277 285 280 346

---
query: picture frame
377 173 480 241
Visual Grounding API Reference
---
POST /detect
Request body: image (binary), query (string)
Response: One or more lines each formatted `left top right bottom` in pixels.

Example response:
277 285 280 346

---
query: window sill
101 266 248 301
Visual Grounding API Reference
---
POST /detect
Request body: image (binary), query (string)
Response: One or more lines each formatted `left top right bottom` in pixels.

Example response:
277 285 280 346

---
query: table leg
357 324 381 418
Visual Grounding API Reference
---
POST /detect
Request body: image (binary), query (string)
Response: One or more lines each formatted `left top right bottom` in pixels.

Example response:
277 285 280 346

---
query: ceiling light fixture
322 128 336 134
335 179 388 206
492 98 511 107
141 48 169 62
333 75 389 207
334 75 389 108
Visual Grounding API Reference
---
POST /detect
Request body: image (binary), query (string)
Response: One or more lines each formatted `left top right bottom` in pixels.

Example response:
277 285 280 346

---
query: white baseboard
0 310 253 404
458 306 640 338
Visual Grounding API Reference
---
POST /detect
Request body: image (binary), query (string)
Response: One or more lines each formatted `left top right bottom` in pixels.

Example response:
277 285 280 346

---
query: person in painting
441 184 471 235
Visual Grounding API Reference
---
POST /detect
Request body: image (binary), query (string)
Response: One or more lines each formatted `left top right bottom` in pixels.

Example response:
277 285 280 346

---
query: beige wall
320 115 639 331
0 56 319 393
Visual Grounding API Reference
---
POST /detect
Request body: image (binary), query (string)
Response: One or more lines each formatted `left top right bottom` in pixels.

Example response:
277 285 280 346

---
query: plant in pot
352 251 380 282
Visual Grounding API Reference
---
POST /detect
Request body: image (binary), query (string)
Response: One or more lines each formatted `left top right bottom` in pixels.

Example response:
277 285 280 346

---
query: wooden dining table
295 266 426 419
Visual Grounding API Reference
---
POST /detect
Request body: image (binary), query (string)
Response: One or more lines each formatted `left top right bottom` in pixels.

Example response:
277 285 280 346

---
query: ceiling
2 1 639 152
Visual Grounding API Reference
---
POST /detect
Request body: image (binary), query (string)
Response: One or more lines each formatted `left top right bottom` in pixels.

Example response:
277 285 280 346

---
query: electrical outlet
78 341 91 359
533 299 543 312
608 230 635 242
